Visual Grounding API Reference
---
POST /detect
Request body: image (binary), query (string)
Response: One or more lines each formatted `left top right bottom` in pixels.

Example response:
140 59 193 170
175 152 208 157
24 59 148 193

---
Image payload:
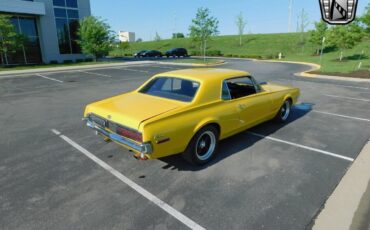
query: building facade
0 0 91 65
118 31 135 43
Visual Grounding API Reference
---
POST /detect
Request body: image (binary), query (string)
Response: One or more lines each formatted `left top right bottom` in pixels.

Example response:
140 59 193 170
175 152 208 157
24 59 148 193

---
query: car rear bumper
84 118 152 155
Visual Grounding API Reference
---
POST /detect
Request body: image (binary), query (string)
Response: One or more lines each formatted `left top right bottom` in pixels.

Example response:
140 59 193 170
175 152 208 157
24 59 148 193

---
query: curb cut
313 139 370 230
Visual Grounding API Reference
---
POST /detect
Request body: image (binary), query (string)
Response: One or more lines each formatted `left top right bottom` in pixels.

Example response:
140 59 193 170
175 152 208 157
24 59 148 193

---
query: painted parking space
0 75 61 97
57 123 350 230
1 60 370 229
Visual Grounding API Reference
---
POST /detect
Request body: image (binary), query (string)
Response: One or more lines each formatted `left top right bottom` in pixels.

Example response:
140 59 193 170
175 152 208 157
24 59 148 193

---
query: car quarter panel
141 100 241 159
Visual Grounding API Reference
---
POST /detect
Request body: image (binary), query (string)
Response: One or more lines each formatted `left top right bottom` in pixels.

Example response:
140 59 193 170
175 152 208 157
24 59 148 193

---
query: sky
91 0 369 41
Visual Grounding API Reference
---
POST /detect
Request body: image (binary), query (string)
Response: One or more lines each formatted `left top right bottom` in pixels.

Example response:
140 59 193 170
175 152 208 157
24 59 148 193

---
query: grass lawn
113 33 370 75
0 61 114 72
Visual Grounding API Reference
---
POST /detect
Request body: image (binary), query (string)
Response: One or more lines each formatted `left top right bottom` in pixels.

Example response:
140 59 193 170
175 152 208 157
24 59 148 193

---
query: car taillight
116 126 143 142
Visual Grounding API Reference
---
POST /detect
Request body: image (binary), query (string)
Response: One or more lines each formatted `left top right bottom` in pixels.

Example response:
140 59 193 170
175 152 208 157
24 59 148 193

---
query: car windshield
139 77 200 102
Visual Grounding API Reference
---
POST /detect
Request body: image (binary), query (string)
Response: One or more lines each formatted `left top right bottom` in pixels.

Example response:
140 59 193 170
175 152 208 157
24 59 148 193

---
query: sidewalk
350 181 370 230
313 139 370 230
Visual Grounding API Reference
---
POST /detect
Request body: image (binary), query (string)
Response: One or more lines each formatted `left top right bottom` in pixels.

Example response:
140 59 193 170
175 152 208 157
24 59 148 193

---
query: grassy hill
111 33 370 75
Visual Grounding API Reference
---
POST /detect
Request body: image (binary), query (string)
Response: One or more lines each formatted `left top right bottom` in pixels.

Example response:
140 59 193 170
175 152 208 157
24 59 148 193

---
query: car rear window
139 77 200 102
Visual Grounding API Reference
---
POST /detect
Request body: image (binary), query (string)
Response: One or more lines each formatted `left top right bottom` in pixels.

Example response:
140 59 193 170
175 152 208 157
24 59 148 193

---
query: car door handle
238 104 247 110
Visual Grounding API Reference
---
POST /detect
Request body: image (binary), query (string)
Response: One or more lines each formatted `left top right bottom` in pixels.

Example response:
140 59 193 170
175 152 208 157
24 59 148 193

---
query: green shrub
190 50 201 56
244 54 263 59
49 60 58 64
85 58 93 62
75 59 84 63
207 50 222 56
63 60 73 64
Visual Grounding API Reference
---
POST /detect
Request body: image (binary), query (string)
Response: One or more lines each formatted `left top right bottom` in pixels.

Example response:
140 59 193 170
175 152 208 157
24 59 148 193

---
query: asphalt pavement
0 59 369 229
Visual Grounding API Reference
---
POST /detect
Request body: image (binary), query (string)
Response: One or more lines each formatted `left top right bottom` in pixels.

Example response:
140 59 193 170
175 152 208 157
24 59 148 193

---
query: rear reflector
116 126 143 142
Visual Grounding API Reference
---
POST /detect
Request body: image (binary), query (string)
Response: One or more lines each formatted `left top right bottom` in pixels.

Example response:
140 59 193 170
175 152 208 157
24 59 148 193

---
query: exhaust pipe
133 152 148 160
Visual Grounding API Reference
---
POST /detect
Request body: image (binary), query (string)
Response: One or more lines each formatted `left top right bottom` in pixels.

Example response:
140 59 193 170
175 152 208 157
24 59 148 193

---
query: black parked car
165 48 188 58
142 50 163 57
134 50 148 58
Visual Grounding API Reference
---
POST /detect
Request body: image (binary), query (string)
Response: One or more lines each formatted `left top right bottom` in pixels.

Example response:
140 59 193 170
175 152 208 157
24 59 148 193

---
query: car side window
221 81 232 100
225 76 257 99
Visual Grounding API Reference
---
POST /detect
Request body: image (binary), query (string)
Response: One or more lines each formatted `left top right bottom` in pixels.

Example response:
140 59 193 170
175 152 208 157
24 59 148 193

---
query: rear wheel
274 99 291 122
183 125 219 165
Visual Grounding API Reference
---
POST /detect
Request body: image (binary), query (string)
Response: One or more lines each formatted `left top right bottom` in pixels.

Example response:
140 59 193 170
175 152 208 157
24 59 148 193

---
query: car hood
261 83 294 92
85 92 182 130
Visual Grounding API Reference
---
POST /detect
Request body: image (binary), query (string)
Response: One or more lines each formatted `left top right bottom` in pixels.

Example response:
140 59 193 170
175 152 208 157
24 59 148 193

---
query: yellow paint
84 68 300 159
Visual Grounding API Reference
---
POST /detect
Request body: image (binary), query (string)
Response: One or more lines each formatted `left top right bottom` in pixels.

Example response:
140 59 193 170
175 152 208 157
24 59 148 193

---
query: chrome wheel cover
195 131 216 161
281 101 291 121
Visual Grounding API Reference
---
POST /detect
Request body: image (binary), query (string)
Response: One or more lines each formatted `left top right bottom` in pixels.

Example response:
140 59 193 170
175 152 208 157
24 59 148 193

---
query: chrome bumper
84 118 152 155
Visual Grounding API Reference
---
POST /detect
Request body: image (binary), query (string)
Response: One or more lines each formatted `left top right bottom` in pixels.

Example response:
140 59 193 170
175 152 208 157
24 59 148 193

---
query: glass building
0 0 91 65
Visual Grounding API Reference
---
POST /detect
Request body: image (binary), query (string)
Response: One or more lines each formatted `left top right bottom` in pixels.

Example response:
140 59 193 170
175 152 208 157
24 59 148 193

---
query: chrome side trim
84 118 152 154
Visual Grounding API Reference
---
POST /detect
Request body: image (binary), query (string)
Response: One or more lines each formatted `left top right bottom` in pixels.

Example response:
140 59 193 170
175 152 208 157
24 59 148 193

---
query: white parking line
113 67 149 73
247 131 354 162
78 70 112 78
313 110 370 122
275 79 370 91
154 66 181 70
36 73 63 83
51 129 205 230
334 85 369 90
125 68 149 73
324 94 370 102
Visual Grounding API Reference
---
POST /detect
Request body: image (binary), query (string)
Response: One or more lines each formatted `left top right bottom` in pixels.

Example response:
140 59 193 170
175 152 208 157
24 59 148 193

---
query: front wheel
183 125 219 165
274 99 291 123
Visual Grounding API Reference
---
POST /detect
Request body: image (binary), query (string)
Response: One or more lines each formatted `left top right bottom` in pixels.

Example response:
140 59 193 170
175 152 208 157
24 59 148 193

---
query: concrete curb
313 138 370 230
195 57 370 83
156 60 226 67
0 61 156 77
253 59 370 83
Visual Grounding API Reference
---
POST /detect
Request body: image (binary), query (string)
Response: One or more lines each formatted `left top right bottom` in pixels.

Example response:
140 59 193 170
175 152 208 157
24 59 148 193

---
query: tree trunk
4 51 8 65
339 51 343 61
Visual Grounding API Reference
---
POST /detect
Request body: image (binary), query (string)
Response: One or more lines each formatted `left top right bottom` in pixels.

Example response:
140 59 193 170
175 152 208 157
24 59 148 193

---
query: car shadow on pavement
159 103 314 171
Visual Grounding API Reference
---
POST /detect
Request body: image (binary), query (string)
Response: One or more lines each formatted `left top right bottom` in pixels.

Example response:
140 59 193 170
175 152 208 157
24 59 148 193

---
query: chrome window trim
222 75 262 101
221 80 232 101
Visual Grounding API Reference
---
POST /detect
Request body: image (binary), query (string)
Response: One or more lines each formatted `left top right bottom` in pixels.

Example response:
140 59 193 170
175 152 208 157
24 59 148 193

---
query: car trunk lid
87 93 182 130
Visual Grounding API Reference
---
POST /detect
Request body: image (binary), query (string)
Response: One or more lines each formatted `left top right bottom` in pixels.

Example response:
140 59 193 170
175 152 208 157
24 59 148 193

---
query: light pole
288 0 293 32
320 36 325 64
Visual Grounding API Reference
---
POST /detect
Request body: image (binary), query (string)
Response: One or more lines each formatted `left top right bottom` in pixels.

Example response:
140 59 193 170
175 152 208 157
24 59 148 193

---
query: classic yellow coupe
83 68 300 165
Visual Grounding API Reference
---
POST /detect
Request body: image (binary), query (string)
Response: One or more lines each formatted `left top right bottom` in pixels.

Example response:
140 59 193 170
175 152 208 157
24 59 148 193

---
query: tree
0 15 24 65
136 38 143 42
154 31 161 41
118 41 130 50
309 20 328 55
172 33 185 39
327 21 364 61
77 16 114 61
235 12 247 46
297 9 309 47
360 3 370 34
189 7 219 58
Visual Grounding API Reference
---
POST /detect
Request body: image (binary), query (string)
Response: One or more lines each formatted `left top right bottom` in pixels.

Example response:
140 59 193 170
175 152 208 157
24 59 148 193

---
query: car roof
154 68 251 83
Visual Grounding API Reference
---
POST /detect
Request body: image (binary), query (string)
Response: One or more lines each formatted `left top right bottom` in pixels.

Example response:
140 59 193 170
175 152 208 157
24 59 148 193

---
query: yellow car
83 68 300 165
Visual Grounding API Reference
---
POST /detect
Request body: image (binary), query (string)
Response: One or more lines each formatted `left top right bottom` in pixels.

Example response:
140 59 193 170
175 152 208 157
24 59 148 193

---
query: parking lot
1 59 370 229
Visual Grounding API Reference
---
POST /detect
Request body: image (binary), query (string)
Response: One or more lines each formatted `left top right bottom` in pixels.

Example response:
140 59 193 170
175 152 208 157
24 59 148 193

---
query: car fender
193 117 220 137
